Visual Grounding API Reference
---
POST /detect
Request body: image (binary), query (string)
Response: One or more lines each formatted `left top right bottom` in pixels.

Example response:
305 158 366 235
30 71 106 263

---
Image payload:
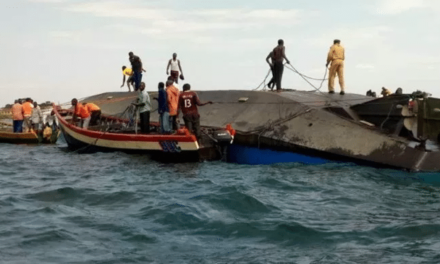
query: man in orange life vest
22 98 34 132
178 83 212 140
166 79 180 132
11 99 24 133
71 98 91 129
84 102 101 126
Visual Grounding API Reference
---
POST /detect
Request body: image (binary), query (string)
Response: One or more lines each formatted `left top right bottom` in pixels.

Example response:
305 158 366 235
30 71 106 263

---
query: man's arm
326 46 334 66
139 58 146 72
195 94 213 106
166 60 171 75
121 75 126 88
282 47 290 64
266 52 272 67
72 107 78 123
178 60 183 75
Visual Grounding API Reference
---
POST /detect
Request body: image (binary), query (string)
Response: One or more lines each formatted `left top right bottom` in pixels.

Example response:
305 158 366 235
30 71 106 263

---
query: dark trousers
183 115 200 139
139 111 150 134
90 110 101 126
133 71 143 91
170 115 178 131
273 61 284 91
267 66 276 89
13 120 23 133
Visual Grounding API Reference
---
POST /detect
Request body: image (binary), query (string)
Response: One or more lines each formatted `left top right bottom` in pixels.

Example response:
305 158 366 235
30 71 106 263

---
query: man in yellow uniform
326 39 345 95
121 66 134 92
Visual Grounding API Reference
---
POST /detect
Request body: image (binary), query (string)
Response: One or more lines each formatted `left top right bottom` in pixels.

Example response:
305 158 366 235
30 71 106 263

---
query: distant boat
53 104 234 162
0 130 60 144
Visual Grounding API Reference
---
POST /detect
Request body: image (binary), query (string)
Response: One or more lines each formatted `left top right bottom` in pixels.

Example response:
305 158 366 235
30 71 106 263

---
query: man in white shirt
132 82 151 134
166 53 184 84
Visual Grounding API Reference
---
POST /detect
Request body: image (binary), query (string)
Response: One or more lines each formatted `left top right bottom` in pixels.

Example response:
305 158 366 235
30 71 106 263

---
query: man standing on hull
166 53 184 84
326 39 345 95
266 39 290 92
128 52 146 92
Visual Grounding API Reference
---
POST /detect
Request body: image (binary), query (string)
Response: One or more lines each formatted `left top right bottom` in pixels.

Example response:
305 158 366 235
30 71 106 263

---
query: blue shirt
158 89 169 114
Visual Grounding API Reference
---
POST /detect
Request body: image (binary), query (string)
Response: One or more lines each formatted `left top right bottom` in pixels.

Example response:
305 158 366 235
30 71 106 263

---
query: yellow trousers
328 60 344 92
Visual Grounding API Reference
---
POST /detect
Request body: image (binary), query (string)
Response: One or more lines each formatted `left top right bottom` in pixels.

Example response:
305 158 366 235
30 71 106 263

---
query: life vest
22 102 33 117
75 103 90 118
85 103 100 112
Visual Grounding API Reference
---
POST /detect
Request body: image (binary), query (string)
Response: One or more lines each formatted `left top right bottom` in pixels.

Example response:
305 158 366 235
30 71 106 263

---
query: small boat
53 104 235 162
0 125 60 145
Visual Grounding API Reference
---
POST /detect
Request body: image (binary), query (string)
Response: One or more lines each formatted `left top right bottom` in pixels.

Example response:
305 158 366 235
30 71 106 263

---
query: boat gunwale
53 104 198 143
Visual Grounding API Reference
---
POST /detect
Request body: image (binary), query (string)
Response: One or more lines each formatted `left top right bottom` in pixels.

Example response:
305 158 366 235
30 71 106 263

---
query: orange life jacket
22 102 33 117
75 103 90 118
85 103 100 112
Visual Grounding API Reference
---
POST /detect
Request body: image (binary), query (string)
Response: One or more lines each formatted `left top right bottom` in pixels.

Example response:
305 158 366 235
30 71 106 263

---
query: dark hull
77 90 440 172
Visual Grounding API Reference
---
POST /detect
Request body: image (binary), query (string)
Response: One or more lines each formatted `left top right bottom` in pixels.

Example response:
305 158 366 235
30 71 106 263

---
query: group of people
121 53 184 92
119 51 209 140
10 98 55 139
366 87 404 98
266 39 346 95
133 77 212 141
70 99 102 129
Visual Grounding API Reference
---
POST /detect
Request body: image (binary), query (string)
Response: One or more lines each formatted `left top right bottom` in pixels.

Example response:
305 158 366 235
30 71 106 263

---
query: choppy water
1 139 440 264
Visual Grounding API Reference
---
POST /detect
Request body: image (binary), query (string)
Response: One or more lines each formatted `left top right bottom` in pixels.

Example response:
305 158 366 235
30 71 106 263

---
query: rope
285 64 328 93
252 69 272 91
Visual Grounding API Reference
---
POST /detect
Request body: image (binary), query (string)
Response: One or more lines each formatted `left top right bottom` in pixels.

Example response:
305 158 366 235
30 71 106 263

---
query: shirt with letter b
179 91 201 118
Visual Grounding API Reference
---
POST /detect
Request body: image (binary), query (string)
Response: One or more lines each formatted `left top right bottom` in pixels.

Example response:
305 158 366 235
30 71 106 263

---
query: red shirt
179 91 201 117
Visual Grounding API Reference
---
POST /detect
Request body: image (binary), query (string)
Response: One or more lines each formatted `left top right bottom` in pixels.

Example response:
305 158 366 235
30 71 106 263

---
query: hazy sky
1 0 439 107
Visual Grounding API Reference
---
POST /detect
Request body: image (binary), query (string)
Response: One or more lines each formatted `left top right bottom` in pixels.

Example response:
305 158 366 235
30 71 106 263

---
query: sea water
0 139 439 264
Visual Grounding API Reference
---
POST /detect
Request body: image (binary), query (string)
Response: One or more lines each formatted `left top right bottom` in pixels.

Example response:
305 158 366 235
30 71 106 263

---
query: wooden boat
53 104 234 162
0 123 60 145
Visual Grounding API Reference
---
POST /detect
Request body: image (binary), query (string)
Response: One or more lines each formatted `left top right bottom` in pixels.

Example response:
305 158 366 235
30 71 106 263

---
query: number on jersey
184 99 192 108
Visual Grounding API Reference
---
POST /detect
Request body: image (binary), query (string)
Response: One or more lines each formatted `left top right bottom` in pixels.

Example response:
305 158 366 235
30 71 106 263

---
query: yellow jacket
327 44 345 64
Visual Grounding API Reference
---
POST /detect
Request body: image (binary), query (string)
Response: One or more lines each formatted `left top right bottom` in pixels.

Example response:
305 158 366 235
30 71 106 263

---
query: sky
1 0 440 107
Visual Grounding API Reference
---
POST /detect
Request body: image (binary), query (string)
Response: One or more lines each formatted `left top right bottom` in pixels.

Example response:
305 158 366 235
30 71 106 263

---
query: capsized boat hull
75 90 440 172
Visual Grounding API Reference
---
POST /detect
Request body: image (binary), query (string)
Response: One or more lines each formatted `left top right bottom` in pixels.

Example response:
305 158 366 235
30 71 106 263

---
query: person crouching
71 98 91 129
84 102 101 126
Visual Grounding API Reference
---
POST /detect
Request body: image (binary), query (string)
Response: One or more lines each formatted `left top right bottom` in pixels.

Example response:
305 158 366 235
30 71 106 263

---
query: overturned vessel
64 89 440 172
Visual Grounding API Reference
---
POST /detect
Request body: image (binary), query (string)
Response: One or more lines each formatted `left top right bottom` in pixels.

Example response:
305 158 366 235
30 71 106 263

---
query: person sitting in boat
166 53 184 84
43 122 53 141
178 83 213 141
166 79 180 132
132 82 151 134
11 99 24 133
121 66 134 92
154 82 170 134
71 98 91 129
31 101 43 132
84 102 101 126
22 98 34 132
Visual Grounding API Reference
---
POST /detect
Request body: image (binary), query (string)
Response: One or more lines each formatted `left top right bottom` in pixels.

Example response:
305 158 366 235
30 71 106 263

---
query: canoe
0 130 60 144
53 104 234 161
